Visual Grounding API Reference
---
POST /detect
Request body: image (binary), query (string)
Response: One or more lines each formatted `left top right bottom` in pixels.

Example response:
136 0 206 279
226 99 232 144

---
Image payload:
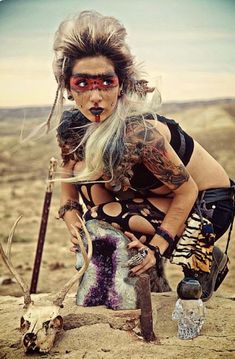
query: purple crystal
76 220 137 310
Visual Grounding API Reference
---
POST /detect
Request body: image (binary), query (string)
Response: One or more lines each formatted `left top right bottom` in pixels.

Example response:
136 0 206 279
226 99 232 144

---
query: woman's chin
86 113 109 123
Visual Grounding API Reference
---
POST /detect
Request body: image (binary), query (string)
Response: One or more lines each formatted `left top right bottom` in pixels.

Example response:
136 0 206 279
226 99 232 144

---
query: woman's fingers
139 235 147 243
125 231 145 250
70 236 79 245
69 245 78 253
69 222 84 252
127 240 143 249
73 221 83 230
129 249 156 275
70 221 82 238
124 231 138 241
125 231 156 273
125 232 147 245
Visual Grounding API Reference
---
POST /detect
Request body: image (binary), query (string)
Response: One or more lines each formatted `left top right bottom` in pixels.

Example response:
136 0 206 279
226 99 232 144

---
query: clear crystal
172 298 206 339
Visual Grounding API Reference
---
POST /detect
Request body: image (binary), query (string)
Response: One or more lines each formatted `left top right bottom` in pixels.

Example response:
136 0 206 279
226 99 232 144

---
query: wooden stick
30 157 57 294
136 274 156 342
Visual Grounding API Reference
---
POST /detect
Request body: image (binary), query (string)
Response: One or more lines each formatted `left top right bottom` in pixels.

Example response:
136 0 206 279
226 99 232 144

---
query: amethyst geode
75 220 138 310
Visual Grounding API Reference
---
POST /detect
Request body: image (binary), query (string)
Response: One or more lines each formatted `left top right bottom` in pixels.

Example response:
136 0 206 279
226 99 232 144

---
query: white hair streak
59 86 161 185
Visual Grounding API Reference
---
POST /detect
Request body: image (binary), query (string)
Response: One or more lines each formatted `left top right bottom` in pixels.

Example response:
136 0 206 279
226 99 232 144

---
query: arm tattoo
131 122 189 189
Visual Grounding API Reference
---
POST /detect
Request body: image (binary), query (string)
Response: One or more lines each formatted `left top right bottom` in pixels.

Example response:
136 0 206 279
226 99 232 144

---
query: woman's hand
125 231 156 275
69 220 83 252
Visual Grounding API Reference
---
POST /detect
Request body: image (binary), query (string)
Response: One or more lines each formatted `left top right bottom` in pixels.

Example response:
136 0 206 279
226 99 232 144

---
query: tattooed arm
141 123 190 190
136 122 198 254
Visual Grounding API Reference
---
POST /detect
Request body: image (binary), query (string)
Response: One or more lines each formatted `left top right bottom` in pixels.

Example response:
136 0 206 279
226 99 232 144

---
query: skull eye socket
20 317 30 332
42 317 63 332
43 320 50 330
53 315 63 330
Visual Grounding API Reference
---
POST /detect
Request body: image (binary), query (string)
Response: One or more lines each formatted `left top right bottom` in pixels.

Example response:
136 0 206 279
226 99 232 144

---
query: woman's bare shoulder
125 117 167 148
125 115 170 144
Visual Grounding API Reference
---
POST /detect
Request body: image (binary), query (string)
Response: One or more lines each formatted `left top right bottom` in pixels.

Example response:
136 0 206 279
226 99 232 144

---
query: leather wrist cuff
156 226 175 243
155 226 176 259
58 200 83 220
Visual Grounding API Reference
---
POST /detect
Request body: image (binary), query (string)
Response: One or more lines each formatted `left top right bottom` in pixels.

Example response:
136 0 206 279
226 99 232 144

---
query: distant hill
163 100 235 132
0 106 52 121
0 98 235 121
0 98 234 180
161 98 235 178
161 98 235 115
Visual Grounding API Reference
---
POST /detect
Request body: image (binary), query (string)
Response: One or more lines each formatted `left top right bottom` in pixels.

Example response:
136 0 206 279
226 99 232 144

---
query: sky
0 0 235 107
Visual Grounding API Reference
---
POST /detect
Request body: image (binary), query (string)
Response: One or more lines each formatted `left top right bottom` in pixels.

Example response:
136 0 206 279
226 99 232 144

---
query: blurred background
0 0 234 107
0 0 234 300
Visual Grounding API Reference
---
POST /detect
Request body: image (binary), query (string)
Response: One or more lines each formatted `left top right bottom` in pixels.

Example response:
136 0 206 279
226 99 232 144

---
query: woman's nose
89 89 103 103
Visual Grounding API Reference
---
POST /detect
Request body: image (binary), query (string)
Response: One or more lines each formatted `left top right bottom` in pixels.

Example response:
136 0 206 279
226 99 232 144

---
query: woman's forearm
59 161 83 233
160 186 198 237
60 181 79 205
63 208 83 234
150 181 198 254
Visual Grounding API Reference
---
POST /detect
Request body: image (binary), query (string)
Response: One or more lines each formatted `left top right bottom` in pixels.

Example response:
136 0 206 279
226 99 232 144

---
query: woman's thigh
84 196 172 238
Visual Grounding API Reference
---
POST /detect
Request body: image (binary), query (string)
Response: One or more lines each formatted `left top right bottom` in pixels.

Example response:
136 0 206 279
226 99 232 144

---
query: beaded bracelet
58 200 83 220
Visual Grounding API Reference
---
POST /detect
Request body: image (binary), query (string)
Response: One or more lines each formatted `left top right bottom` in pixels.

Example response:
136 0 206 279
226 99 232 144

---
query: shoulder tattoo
131 122 189 189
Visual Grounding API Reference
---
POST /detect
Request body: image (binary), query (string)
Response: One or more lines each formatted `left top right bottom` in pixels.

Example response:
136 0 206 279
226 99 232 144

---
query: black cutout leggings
76 182 234 242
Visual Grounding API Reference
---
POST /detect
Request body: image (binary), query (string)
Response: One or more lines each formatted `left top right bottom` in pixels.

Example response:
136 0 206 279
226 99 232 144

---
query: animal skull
0 216 92 353
20 304 63 353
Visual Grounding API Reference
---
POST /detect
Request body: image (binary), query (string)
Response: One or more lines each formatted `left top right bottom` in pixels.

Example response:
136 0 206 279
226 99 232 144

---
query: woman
52 11 234 301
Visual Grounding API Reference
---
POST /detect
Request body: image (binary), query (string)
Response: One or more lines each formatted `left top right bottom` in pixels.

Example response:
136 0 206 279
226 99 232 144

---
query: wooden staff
30 157 58 294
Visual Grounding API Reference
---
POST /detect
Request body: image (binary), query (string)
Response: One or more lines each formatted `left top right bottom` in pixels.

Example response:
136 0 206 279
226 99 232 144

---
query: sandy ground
0 291 235 359
0 102 235 358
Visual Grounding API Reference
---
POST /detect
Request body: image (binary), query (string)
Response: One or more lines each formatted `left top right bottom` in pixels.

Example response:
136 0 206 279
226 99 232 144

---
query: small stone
0 276 16 285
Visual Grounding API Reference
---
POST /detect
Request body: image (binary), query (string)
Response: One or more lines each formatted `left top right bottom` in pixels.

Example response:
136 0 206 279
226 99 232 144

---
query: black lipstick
89 107 104 116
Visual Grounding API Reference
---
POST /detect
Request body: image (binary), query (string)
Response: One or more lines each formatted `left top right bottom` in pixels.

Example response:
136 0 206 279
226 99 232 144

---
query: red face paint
70 74 119 93
95 114 100 122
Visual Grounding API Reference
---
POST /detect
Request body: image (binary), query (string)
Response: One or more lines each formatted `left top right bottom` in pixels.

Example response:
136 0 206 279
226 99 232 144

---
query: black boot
177 246 229 302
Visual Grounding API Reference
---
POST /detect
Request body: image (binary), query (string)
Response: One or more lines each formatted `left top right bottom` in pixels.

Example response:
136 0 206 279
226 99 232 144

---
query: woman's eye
103 79 112 86
77 81 87 87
